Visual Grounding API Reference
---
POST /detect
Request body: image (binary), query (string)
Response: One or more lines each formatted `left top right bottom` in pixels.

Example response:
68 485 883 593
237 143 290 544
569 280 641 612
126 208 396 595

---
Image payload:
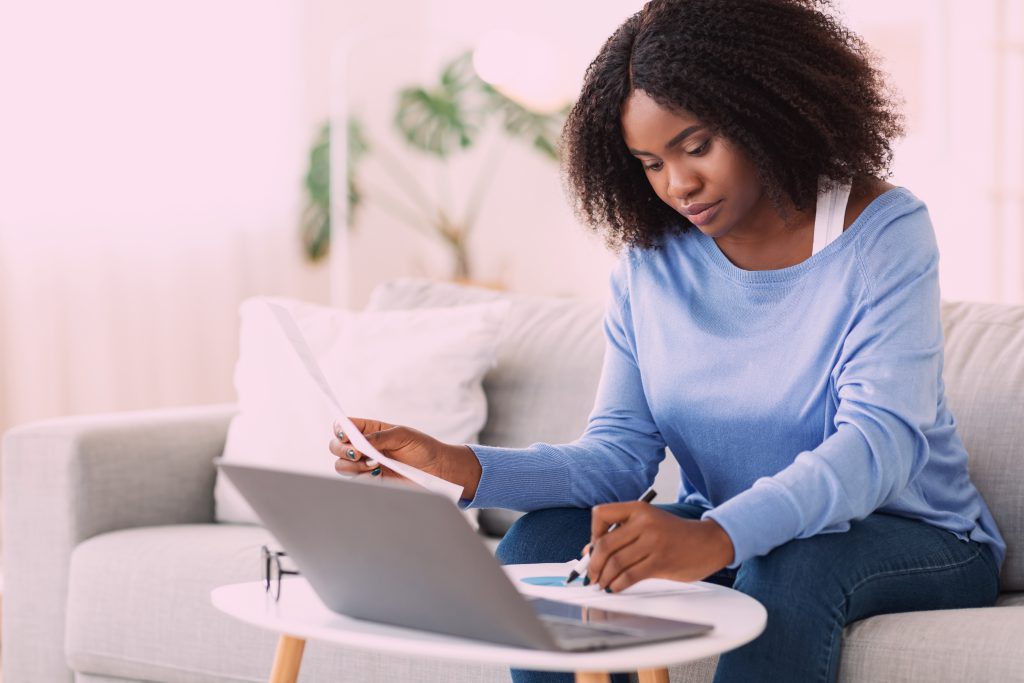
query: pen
565 486 658 585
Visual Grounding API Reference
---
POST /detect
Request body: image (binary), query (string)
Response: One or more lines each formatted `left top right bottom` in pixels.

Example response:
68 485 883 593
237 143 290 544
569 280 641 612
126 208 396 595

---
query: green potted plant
300 50 570 282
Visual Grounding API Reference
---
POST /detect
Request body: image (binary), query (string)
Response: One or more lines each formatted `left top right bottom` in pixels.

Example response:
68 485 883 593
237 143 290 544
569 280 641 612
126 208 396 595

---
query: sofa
3 278 1023 683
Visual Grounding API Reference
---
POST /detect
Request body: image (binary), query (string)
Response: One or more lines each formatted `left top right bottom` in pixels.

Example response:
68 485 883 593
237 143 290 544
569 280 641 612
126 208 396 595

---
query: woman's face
620 89 770 240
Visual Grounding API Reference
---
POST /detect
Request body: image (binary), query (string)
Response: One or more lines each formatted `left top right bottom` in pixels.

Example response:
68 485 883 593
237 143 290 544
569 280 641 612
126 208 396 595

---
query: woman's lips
683 200 722 227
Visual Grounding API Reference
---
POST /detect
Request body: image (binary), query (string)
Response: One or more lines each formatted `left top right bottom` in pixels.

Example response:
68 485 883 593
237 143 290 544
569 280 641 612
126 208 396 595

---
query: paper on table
264 301 465 503
512 562 711 605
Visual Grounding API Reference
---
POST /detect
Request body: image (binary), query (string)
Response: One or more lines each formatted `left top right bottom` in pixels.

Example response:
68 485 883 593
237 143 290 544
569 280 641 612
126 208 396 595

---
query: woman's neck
710 176 891 271
713 198 815 272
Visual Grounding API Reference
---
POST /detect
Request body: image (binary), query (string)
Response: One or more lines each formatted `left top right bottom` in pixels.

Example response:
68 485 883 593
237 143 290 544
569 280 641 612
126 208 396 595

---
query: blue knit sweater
466 187 1005 569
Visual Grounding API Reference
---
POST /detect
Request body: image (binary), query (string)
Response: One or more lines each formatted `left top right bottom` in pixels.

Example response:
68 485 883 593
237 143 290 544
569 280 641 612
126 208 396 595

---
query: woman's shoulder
843 177 898 231
846 179 938 293
845 177 930 245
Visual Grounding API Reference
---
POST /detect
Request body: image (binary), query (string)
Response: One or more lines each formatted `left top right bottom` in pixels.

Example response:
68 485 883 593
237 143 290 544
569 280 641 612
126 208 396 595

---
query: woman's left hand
585 503 735 592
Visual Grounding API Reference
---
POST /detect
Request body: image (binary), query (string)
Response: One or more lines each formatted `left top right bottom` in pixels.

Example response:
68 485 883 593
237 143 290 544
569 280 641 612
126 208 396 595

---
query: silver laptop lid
216 461 559 649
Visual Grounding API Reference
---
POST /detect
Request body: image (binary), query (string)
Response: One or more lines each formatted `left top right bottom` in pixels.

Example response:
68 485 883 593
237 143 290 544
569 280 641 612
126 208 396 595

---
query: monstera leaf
480 82 568 162
301 118 370 261
300 48 572 268
394 52 484 158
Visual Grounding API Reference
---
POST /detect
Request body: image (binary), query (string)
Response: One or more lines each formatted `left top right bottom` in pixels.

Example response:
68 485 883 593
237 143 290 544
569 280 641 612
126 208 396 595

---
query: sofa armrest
1 403 237 683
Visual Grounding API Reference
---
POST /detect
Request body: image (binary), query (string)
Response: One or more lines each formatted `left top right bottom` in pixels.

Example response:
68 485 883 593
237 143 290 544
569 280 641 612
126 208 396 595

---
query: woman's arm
465 254 668 511
704 205 945 567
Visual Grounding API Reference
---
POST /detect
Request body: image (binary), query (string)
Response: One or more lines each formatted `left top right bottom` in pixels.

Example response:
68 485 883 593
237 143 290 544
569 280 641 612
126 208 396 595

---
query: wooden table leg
269 634 306 683
574 673 611 683
638 668 670 683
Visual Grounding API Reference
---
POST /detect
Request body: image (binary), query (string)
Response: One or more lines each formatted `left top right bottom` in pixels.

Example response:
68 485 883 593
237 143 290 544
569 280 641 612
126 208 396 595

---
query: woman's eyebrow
628 125 705 156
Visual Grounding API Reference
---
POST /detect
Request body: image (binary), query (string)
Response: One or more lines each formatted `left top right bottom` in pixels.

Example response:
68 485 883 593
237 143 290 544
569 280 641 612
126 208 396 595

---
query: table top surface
211 563 766 672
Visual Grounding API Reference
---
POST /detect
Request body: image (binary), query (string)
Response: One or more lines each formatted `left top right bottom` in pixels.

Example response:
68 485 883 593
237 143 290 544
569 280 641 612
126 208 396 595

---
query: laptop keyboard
542 617 636 642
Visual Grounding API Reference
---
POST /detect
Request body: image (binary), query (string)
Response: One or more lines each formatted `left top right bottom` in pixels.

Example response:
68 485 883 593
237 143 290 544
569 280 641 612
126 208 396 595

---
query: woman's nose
666 164 701 201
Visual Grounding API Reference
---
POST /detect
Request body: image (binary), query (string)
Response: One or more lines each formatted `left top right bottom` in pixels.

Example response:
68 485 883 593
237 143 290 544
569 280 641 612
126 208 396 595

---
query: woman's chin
682 210 731 238
690 221 731 239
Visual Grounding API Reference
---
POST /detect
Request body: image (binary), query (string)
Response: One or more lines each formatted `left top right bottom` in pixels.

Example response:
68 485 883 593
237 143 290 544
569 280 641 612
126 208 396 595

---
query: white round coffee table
211 562 766 683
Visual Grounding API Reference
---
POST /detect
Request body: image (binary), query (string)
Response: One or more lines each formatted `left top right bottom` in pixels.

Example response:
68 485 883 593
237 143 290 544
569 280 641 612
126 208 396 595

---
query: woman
330 1 1004 680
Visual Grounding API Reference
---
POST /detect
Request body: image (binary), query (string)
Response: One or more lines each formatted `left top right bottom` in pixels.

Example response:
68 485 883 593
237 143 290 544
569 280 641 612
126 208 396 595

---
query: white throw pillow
215 295 511 524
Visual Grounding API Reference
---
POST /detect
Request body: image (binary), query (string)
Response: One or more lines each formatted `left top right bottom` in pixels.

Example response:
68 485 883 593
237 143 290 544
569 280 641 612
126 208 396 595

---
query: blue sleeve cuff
702 478 805 568
460 443 573 510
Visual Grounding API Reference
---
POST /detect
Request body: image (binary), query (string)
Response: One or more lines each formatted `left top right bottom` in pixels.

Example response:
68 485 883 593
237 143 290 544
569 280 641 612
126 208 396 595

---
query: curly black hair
560 0 905 251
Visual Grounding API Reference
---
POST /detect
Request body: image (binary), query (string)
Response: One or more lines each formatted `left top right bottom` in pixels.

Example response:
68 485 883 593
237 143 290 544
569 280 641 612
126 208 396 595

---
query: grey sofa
3 278 1023 683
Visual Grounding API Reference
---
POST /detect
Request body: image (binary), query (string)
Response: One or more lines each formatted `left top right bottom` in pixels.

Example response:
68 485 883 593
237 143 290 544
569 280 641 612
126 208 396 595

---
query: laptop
217 461 713 651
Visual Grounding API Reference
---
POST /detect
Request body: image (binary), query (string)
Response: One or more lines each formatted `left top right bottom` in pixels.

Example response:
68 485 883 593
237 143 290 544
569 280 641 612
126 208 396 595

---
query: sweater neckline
691 186 911 285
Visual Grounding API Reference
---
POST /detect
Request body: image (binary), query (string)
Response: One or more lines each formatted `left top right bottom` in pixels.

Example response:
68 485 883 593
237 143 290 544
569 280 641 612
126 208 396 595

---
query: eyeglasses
261 545 300 602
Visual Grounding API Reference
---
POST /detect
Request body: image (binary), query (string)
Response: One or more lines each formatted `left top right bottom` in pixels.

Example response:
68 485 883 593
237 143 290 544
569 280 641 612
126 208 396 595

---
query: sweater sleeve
462 254 667 511
704 205 944 567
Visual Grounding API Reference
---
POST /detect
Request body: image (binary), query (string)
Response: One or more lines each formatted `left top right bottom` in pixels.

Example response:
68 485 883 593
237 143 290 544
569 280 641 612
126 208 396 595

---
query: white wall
0 0 327 431
841 0 1024 304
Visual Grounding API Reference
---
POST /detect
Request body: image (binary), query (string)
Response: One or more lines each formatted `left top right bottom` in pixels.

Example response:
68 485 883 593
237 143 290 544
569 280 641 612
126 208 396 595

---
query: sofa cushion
940 301 1024 591
835 596 1024 681
65 525 511 683
697 593 1024 683
367 279 607 449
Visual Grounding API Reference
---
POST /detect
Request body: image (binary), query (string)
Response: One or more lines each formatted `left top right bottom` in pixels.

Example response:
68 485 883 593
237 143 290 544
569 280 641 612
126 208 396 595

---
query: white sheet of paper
264 301 465 503
513 561 711 606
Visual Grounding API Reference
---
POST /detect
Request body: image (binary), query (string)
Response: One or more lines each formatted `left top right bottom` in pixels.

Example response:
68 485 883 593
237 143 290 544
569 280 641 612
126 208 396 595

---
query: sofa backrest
367 279 606 448
939 301 1024 591
368 279 1023 591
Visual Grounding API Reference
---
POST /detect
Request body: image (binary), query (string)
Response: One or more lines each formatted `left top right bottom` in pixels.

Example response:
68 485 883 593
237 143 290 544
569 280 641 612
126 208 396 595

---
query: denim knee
496 507 591 566
732 539 845 612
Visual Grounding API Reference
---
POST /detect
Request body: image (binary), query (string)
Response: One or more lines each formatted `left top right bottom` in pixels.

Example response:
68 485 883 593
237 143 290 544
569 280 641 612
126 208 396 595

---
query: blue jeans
497 503 999 683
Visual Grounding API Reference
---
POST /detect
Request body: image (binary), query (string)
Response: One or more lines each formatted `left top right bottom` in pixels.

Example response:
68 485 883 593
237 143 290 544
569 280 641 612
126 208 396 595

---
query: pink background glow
0 0 1021 433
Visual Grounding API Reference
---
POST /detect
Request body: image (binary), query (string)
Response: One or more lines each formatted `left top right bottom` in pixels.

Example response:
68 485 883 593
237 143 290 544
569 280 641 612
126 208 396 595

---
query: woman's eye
643 161 663 171
687 139 710 156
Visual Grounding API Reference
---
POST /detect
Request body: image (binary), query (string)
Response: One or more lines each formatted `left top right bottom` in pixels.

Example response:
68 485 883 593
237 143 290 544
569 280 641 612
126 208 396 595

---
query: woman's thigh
495 508 591 565
715 513 1000 683
737 513 999 619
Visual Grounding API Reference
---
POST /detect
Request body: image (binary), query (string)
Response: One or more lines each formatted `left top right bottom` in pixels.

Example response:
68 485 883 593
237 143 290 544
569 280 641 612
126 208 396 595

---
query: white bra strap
811 180 853 256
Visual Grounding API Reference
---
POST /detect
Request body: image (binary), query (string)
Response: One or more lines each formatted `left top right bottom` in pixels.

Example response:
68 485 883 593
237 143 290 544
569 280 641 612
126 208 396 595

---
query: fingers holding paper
328 419 483 501
330 418 395 477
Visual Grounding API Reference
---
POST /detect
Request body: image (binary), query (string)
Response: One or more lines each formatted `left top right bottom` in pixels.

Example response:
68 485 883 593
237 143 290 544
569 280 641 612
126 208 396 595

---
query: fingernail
371 467 382 477
336 429 345 440
604 587 612 594
582 576 590 586
347 449 357 460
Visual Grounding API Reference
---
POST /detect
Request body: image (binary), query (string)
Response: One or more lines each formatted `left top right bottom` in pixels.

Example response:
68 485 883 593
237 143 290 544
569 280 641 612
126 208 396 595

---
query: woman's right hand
329 418 482 500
